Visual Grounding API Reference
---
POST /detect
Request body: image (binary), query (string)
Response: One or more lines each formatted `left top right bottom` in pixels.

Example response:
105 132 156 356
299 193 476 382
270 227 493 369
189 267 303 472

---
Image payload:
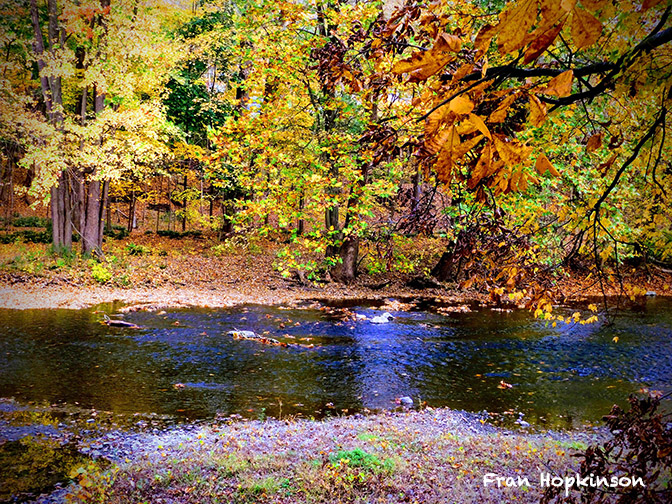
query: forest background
1 0 672 314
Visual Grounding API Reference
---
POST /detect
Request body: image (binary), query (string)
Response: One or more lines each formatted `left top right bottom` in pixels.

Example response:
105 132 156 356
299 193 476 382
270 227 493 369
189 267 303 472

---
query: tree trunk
431 250 458 282
80 85 107 255
182 174 187 231
31 0 72 251
297 191 305 235
330 234 359 284
411 160 422 215
127 190 136 233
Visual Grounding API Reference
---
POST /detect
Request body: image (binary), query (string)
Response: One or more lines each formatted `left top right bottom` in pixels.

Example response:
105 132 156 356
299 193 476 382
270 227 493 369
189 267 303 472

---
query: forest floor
1 234 671 310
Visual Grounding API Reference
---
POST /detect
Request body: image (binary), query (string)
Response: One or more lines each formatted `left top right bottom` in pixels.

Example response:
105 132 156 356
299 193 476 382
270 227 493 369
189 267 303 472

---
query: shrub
124 243 150 256
541 392 672 503
104 225 129 240
91 263 112 284
156 230 202 239
11 216 50 228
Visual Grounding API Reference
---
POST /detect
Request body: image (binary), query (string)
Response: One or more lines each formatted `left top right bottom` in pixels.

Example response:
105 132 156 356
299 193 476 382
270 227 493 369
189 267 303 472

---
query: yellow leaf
612 336 619 343
449 96 475 115
467 113 492 139
529 94 547 126
496 0 538 54
539 70 574 97
570 7 603 49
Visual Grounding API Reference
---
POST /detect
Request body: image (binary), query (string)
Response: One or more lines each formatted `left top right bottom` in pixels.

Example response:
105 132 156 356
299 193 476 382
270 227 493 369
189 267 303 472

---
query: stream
1 296 670 429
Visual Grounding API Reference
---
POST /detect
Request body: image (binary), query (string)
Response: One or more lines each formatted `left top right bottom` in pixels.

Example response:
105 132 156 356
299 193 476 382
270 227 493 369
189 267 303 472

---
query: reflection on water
0 298 670 428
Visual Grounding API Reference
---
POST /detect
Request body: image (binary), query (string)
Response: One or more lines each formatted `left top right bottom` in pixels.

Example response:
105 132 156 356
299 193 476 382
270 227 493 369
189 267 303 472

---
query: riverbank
1 236 671 311
12 405 599 504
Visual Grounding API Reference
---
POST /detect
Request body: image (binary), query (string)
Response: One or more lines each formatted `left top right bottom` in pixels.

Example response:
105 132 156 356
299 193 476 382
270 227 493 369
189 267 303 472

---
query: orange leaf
529 94 547 126
597 153 618 176
580 0 608 9
642 0 665 9
570 7 603 49
496 0 538 54
425 105 453 139
449 96 475 115
539 70 573 97
469 143 492 188
488 93 518 123
452 63 474 81
523 21 565 64
467 113 492 140
453 134 484 159
518 173 529 191
536 153 560 176
474 23 496 54
493 135 531 168
438 32 462 53
433 126 460 183
508 168 523 193
425 127 452 156
392 32 461 81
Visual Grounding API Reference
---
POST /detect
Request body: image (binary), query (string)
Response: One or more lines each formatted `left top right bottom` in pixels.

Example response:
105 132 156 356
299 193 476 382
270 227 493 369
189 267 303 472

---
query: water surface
0 298 670 428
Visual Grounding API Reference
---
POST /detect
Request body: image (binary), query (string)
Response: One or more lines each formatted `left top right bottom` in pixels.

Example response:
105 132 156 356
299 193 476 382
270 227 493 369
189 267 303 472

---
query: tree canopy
1 0 671 309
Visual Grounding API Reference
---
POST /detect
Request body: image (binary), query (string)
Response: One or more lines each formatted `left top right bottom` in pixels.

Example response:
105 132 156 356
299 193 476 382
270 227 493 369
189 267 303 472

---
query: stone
370 312 394 324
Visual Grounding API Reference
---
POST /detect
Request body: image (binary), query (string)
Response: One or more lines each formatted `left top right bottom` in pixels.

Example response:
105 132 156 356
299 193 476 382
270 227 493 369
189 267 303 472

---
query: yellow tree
21 0 183 254
209 0 411 282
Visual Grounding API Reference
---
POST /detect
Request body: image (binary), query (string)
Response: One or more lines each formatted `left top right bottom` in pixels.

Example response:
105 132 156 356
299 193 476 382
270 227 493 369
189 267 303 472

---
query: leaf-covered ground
1 236 670 311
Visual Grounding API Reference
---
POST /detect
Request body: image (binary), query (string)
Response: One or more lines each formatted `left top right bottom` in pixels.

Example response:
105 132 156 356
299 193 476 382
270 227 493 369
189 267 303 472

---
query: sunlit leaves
538 70 574 98
570 6 603 50
392 32 462 81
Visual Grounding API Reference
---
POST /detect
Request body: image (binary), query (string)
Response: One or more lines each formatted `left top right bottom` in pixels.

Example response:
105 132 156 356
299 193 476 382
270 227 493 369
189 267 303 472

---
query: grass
62 408 598 504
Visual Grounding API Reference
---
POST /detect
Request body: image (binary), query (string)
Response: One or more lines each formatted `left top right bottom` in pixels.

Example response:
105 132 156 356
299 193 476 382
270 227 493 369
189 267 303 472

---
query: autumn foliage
1 0 671 306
